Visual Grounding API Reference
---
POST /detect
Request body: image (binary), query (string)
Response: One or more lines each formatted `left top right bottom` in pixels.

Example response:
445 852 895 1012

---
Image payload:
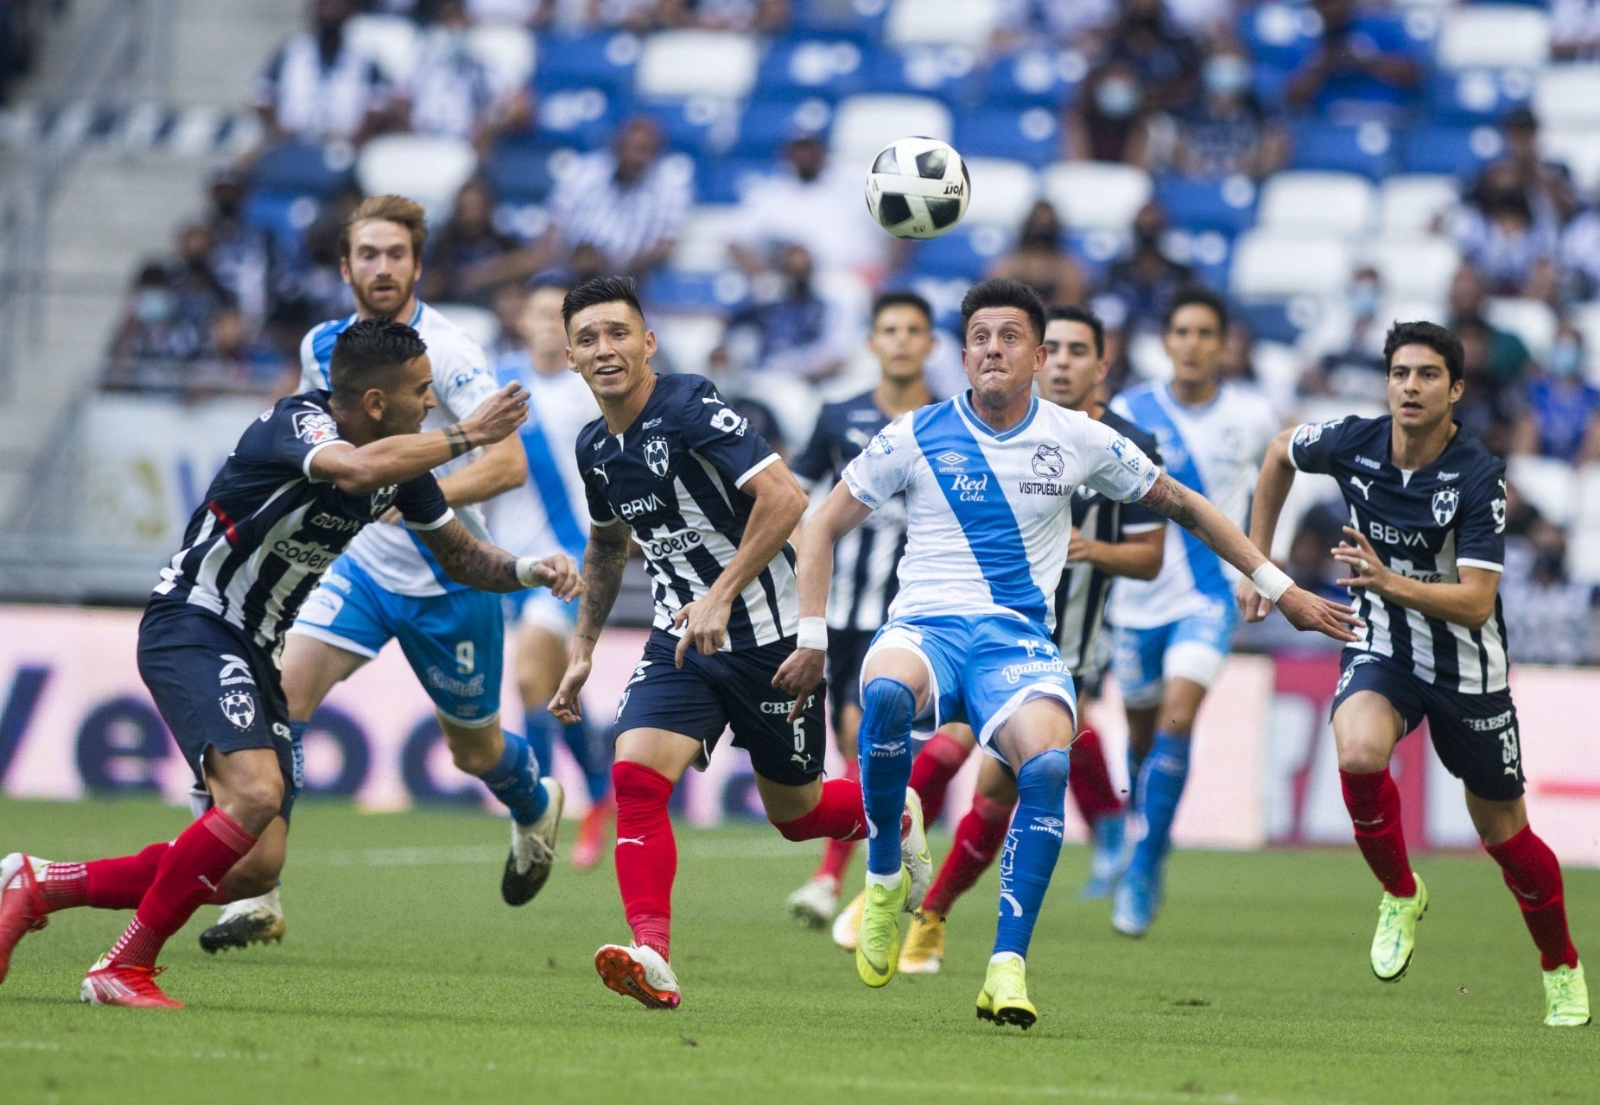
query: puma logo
1349 475 1374 501
616 836 646 847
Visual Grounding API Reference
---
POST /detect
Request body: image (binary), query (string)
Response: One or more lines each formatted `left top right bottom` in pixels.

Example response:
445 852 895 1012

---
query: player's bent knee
860 677 915 734
1017 748 1070 794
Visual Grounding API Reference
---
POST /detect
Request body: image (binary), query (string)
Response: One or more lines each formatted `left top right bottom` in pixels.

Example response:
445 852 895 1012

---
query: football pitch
1 797 1594 1105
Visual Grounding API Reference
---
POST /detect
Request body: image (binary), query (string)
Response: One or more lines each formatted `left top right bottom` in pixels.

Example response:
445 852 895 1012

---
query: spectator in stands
658 0 788 32
1511 324 1600 465
1105 0 1200 112
400 0 533 154
1552 0 1600 62
1450 262 1531 456
1454 161 1560 300
1500 519 1600 666
255 0 391 147
732 132 886 284
168 225 239 349
106 263 213 384
1065 58 1152 167
544 115 691 277
1489 107 1578 228
278 185 362 325
1557 204 1600 304
1284 0 1422 122
202 167 286 335
1096 201 1195 342
985 200 1087 309
990 0 1117 53
715 243 850 381
421 177 540 305
1173 40 1288 181
1297 264 1388 402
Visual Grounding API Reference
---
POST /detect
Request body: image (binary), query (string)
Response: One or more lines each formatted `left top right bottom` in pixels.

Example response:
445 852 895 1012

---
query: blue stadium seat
954 106 1060 168
637 97 741 158
1152 177 1258 237
1290 122 1398 179
1427 68 1534 126
1237 2 1321 70
910 225 1011 281
982 49 1085 108
866 45 978 102
791 0 886 38
527 87 623 151
534 32 641 95
1239 300 1304 346
694 157 772 205
640 270 748 314
1170 229 1233 294
755 37 873 100
484 144 555 204
250 143 353 199
1400 123 1504 177
243 189 319 257
734 97 833 158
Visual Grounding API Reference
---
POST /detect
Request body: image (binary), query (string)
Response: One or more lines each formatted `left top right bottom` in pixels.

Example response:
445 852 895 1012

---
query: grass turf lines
1 797 1594 1105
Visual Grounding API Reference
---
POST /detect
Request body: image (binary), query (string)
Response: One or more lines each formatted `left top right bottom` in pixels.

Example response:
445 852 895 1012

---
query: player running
1238 320 1589 1028
0 320 579 1007
548 276 930 1011
485 273 615 871
775 278 1358 1027
1105 288 1281 938
896 304 1166 974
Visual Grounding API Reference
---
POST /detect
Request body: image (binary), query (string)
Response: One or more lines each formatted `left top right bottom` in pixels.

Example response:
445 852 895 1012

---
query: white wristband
796 616 828 651
515 556 541 589
1251 562 1294 602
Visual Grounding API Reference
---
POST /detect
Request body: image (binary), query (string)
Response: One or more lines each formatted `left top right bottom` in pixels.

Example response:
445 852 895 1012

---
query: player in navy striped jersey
548 277 926 1010
1240 320 1588 1028
0 320 579 1007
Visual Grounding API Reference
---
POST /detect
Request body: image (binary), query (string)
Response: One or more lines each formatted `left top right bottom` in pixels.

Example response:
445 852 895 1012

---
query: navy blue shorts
1332 651 1525 802
137 599 298 820
614 630 827 788
825 628 874 732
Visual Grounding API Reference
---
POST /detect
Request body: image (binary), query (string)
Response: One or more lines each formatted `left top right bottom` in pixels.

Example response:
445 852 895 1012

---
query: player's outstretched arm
1234 428 1299 622
433 434 528 508
311 382 528 495
1140 473 1363 643
551 519 632 724
415 517 583 597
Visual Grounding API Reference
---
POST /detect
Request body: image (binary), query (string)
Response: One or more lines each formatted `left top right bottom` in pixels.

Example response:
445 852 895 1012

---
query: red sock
774 777 868 842
1339 768 1416 898
105 809 255 969
612 761 676 961
1067 726 1121 823
41 843 172 912
813 761 861 883
923 793 1014 915
1486 826 1580 972
909 731 969 823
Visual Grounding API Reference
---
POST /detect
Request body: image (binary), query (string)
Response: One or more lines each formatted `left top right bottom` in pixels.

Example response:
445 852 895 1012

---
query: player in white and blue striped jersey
1240 320 1588 1028
777 278 1360 1027
1105 288 1282 939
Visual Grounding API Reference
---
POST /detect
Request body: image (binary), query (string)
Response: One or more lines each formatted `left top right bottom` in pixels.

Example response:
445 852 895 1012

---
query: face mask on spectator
1203 56 1251 97
1349 280 1379 320
1549 339 1583 379
1095 78 1141 119
134 288 175 325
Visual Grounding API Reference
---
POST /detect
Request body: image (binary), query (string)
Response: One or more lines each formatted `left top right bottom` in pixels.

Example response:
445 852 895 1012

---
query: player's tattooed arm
574 520 632 650
1138 473 1202 530
416 518 523 591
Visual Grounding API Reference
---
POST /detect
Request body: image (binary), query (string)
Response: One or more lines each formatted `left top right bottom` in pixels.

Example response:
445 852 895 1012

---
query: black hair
329 318 429 403
1163 286 1230 334
959 277 1047 343
1047 304 1106 359
562 274 645 330
871 290 934 328
1383 320 1465 385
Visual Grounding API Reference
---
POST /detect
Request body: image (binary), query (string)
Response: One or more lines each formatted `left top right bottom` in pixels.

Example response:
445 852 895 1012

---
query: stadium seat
885 0 1000 47
1040 162 1151 232
636 97 741 158
1436 5 1550 70
670 205 749 272
484 143 555 203
912 224 1011 280
1257 172 1375 236
1568 302 1600 386
1164 229 1233 292
694 156 771 205
345 13 421 84
466 24 537 89
1485 296 1557 360
1506 455 1576 527
533 32 641 95
1252 340 1303 410
652 312 730 376
791 0 887 37
954 106 1059 168
527 87 621 150
1290 122 1397 180
829 94 952 170
755 38 872 100
1576 462 1600 528
243 190 321 255
636 32 758 100
1569 526 1600 584
962 157 1040 229
1230 231 1355 299
1539 127 1600 193
1399 123 1504 177
1378 174 1458 236
1533 65 1600 129
1362 238 1462 302
734 97 832 159
983 48 1087 107
1239 301 1305 346
430 304 500 351
1153 176 1258 237
867 44 979 101
250 142 354 199
356 134 478 217
1426 67 1534 127
640 269 750 314
1238 2 1320 69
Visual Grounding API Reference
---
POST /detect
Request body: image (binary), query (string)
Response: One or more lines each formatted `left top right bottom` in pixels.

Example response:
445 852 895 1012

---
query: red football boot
0 853 49 984
80 959 185 1009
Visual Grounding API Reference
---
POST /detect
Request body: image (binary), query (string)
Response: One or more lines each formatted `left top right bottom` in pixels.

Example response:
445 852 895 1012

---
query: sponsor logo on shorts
1462 709 1514 733
220 691 257 731
424 666 486 699
1001 658 1068 684
218 654 255 688
760 694 815 715
1335 653 1381 695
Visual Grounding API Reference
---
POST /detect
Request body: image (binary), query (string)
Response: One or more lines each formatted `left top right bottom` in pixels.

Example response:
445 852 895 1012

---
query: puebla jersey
153 391 452 655
1108 381 1279 628
1291 414 1511 693
841 393 1160 635
299 301 500 596
483 355 600 561
791 389 909 633
577 373 796 650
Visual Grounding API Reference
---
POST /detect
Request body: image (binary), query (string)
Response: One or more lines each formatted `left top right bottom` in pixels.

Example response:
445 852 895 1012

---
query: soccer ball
864 136 970 240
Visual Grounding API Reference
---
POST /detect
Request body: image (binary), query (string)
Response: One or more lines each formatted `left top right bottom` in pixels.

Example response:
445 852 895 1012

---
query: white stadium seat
652 313 727 376
1485 296 1557 360
1230 231 1355 299
1436 5 1550 70
1533 66 1600 130
1040 162 1151 232
1576 462 1600 529
1362 237 1461 302
885 0 1001 47
635 31 758 100
430 304 500 351
356 134 478 218
962 158 1040 229
345 13 422 84
830 95 952 171
1507 455 1577 527
467 24 537 89
1257 171 1375 236
1567 302 1600 387
1378 174 1457 237
1539 127 1600 193
670 205 749 272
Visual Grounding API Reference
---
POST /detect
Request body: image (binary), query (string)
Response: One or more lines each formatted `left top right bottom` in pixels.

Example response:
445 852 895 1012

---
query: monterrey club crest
644 436 671 480
1431 486 1459 527
220 691 257 731
1031 443 1065 479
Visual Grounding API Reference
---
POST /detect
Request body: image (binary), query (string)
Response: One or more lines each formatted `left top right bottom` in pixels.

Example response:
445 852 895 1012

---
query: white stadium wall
2 604 1596 867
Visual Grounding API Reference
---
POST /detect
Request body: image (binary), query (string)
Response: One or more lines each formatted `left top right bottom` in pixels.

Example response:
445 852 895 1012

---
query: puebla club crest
644 436 671 479
1431 486 1459 527
1031 443 1065 479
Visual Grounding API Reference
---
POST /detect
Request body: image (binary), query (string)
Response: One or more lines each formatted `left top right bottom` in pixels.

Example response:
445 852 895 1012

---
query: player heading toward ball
1239 320 1588 1028
775 278 1360 1027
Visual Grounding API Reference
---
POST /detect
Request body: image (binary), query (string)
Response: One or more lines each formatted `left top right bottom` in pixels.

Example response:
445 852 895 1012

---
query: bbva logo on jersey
1431 486 1459 527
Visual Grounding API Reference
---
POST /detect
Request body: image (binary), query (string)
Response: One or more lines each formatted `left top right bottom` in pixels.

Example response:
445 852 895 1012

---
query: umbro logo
935 451 966 467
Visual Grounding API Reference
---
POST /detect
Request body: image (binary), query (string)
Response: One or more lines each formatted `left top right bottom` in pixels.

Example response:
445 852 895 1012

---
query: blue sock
857 677 915 879
1127 744 1148 807
479 732 548 825
561 718 611 802
522 708 558 782
289 720 308 795
1127 732 1191 881
994 749 1070 958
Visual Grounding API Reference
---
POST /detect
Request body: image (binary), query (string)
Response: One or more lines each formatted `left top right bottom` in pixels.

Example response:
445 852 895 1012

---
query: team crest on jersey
1431 486 1459 527
292 409 339 446
369 486 398 516
220 691 257 731
644 436 671 479
1031 443 1065 479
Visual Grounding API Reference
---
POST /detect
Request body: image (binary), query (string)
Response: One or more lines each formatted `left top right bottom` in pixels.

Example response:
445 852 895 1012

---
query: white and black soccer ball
864 136 970 240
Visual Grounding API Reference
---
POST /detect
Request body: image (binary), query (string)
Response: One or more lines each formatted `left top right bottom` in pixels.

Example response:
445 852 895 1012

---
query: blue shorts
290 555 504 728
864 614 1077 758
137 599 298 820
1113 600 1238 709
614 630 827 787
1332 652 1525 802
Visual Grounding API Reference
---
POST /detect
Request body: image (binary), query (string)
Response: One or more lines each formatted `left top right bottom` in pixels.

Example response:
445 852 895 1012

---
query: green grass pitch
0 796 1593 1105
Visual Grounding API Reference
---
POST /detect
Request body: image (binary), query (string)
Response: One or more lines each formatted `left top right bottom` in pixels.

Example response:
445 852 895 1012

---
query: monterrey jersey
153 391 452 654
791 390 908 632
483 355 600 561
1291 414 1511 693
1108 381 1278 628
841 393 1160 635
1054 407 1164 671
299 300 500 597
577 373 796 650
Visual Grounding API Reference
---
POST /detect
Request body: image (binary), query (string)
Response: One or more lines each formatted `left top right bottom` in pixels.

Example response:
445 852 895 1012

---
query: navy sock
857 677 915 879
1128 732 1191 881
994 749 1070 958
288 720 308 796
479 732 548 826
